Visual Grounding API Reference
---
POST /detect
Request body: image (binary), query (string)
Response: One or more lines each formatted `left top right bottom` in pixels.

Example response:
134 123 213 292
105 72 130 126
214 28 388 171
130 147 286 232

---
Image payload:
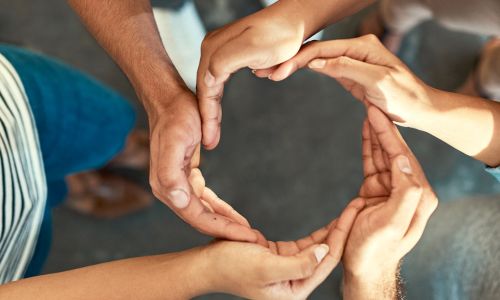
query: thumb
263 244 329 283
385 155 423 232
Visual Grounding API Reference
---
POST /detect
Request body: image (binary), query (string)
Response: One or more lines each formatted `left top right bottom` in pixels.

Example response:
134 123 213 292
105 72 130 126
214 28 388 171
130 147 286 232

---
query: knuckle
403 183 424 200
336 56 351 67
363 33 381 45
298 257 315 277
201 35 213 52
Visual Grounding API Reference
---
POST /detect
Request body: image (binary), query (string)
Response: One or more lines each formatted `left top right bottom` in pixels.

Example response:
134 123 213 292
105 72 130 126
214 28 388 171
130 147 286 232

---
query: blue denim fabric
485 165 500 182
0 45 136 277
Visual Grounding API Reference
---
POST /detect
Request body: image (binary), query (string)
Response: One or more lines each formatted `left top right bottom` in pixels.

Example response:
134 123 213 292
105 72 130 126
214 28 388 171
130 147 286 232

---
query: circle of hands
143 10 439 299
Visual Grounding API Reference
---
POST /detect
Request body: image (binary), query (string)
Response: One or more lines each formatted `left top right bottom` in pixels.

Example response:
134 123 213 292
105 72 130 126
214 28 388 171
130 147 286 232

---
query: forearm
0 248 210 300
416 88 500 167
67 0 186 112
281 0 374 39
343 268 401 300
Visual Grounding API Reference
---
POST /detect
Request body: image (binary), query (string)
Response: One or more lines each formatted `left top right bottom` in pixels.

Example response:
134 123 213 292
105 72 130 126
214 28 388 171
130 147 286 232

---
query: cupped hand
146 89 257 242
201 198 364 300
344 106 438 279
197 2 311 149
265 35 437 129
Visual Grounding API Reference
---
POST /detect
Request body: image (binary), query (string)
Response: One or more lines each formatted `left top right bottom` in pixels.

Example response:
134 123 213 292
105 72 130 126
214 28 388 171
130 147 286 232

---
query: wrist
164 246 215 298
343 264 400 300
402 83 441 131
133 71 191 116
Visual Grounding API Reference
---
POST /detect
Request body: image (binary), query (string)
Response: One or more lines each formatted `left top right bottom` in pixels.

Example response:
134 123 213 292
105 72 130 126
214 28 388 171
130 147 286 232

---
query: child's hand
264 35 437 130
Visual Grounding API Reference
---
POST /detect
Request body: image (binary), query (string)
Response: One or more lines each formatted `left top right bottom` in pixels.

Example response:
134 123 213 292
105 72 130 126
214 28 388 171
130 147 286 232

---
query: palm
358 119 392 204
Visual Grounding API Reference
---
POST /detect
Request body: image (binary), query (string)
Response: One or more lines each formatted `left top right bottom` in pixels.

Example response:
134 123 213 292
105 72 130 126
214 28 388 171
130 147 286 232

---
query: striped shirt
0 53 46 283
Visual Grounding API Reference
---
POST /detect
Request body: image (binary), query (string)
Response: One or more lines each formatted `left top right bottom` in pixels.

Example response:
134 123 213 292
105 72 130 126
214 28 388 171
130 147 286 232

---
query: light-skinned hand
196 1 317 149
342 106 438 298
201 197 364 300
264 35 436 129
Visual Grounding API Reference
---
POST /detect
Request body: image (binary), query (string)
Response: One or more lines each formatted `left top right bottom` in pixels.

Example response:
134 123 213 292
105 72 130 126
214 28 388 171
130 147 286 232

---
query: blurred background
1 0 498 299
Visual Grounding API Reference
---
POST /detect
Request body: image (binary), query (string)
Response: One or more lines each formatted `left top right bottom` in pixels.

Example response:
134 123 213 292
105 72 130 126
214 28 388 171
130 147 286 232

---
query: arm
342 106 438 299
1 201 361 300
67 0 258 242
197 0 374 149
273 35 500 167
0 249 209 300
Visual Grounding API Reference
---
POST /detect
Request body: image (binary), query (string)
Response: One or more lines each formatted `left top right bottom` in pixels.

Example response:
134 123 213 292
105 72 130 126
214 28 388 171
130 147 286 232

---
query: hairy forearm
343 268 401 300
0 248 210 300
417 88 500 167
67 0 187 111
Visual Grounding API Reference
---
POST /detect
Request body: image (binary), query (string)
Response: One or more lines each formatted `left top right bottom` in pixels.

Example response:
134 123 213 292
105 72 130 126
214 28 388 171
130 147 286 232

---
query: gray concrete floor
0 0 498 299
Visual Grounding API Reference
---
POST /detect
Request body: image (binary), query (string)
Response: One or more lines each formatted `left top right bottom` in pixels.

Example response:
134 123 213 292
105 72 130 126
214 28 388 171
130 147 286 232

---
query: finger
382 155 424 233
359 173 391 198
326 198 365 261
362 119 377 177
295 221 334 250
295 199 364 293
194 211 258 242
190 144 201 168
154 137 196 210
271 35 398 81
201 187 251 228
205 28 275 82
307 56 391 94
369 117 390 173
367 106 410 162
197 83 223 150
402 193 438 250
276 221 334 256
253 66 279 78
188 168 205 198
262 244 330 282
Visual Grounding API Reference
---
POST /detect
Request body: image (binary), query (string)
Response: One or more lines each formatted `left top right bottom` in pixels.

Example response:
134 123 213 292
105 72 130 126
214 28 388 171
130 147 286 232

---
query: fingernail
204 71 216 86
397 155 412 174
314 244 329 263
268 74 273 80
168 189 190 208
308 59 326 69
251 69 256 74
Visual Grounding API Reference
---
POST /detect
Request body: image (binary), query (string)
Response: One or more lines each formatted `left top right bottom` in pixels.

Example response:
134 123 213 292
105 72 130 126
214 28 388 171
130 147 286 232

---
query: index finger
269 34 399 81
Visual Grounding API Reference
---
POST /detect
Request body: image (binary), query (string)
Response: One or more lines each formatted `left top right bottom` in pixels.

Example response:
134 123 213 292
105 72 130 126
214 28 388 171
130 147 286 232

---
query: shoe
66 171 154 219
108 130 150 171
153 1 205 90
259 0 324 41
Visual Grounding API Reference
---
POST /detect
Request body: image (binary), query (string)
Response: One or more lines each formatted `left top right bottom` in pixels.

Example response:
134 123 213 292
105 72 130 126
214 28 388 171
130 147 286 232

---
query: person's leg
403 195 500 299
359 0 433 53
0 45 142 275
0 46 136 179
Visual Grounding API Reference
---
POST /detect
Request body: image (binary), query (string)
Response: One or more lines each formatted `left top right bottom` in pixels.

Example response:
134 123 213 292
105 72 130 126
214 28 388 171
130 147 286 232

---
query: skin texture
0 169 362 300
67 0 258 242
342 106 438 300
270 35 500 167
197 0 373 149
66 0 374 242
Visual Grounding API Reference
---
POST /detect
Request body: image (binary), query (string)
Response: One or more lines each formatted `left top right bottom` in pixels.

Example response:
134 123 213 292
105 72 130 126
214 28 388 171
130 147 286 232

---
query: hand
267 35 437 129
197 1 315 149
145 88 257 242
200 198 364 300
342 106 438 298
